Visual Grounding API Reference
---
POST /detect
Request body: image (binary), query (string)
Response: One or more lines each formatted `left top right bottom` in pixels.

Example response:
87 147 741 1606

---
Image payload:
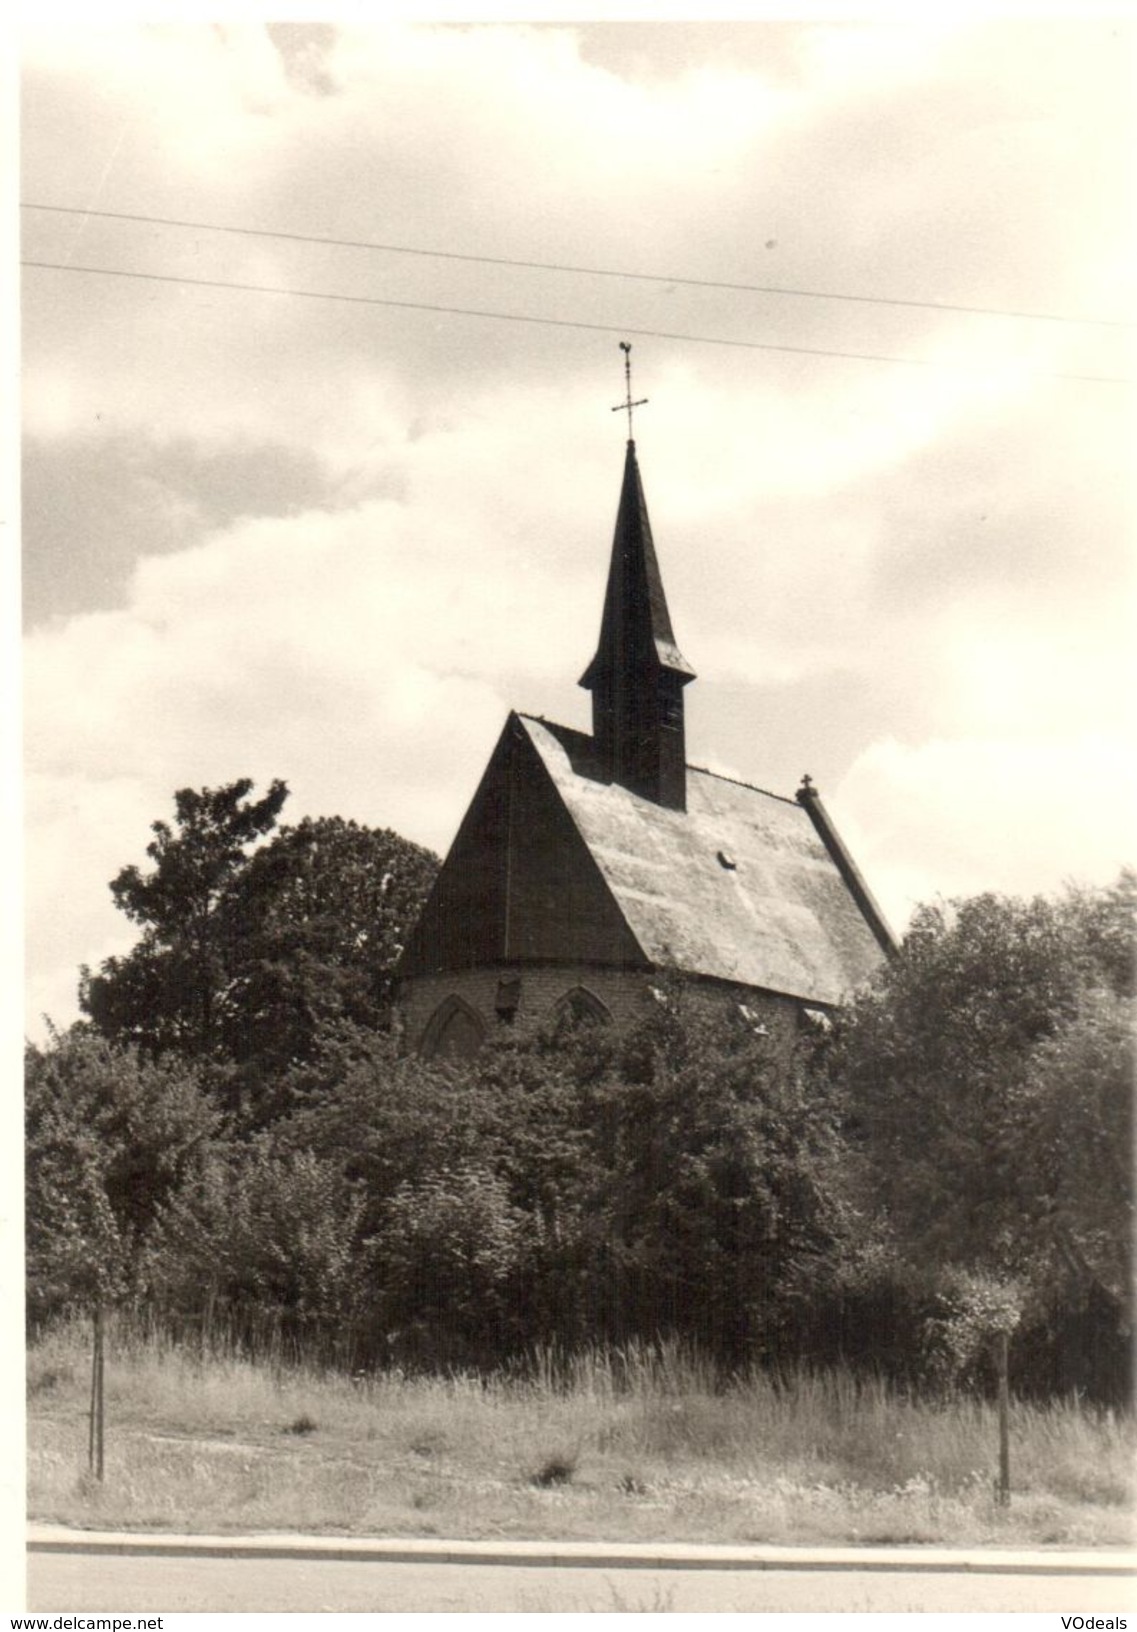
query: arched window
555 986 612 1027
420 995 487 1061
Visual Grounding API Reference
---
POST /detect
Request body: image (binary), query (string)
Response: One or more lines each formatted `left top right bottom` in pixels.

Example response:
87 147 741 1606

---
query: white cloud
933 607 1136 742
21 19 1136 1037
23 408 607 1032
24 771 155 1035
835 733 1137 933
797 20 960 92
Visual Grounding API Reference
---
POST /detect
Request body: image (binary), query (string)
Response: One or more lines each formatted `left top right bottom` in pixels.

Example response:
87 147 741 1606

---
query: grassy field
27 1322 1135 1548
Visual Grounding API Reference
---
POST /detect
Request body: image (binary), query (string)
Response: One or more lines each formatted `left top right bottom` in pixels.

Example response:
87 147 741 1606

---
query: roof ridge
518 719 799 808
516 710 587 735
686 762 798 805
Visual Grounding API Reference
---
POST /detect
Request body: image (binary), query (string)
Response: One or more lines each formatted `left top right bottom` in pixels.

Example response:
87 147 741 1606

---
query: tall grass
27 1320 1135 1547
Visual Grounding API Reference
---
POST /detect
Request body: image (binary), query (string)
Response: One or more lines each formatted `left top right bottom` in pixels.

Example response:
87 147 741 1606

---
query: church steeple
580 437 696 810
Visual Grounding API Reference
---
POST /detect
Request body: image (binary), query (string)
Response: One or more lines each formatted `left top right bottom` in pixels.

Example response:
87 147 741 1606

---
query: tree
827 873 1135 1398
157 1026 511 1366
271 1025 504 1235
264 994 852 1369
590 988 853 1363
80 779 289 1060
376 1165 530 1366
1021 988 1134 1312
25 1029 216 1325
216 817 439 1111
145 1139 372 1358
434 1013 621 1355
80 782 439 1122
831 878 1134 1274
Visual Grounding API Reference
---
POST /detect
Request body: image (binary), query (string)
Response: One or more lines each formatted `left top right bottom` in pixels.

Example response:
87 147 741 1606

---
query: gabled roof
516 713 890 1006
395 711 644 980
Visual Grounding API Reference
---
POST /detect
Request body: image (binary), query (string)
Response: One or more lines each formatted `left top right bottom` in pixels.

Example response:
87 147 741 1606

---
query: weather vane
611 341 647 441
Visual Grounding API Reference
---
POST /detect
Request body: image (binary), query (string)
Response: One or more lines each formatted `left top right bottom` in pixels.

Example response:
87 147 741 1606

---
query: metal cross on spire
611 340 647 441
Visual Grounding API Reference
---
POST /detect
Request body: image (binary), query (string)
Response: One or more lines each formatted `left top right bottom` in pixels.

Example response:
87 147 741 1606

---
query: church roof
516 713 889 1006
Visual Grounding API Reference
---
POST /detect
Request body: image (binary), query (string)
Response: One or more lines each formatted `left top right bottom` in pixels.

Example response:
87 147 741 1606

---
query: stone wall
397 962 804 1060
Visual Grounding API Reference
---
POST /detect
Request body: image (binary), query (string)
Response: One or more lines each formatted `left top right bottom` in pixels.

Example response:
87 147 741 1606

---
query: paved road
27 1553 1137 1613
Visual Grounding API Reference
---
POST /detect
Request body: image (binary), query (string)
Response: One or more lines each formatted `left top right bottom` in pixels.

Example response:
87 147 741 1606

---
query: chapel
396 391 895 1060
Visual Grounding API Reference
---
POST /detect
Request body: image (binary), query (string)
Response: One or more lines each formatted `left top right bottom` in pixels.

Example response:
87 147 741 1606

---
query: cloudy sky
20 15 1136 1040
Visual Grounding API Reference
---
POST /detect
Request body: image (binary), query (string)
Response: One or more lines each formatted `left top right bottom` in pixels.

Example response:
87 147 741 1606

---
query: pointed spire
580 439 695 810
580 441 694 689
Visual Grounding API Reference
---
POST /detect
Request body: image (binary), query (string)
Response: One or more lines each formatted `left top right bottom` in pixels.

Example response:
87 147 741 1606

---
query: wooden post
996 1328 1010 1506
88 1305 98 1475
89 1303 106 1482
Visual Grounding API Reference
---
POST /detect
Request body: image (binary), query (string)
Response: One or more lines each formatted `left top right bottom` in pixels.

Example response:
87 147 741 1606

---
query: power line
22 200 1130 331
22 259 1130 387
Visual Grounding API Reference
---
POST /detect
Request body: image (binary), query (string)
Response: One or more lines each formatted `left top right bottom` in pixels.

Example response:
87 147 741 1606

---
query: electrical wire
22 201 1130 330
22 260 1130 387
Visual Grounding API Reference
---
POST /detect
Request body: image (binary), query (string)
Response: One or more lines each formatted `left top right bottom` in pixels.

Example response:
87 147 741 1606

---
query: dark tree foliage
144 1139 372 1356
429 1013 622 1361
80 780 438 1124
1023 989 1133 1307
826 871 1135 1399
583 989 854 1365
268 1022 612 1365
80 779 289 1060
377 1164 530 1366
25 1029 217 1324
132 1026 522 1367
217 817 439 1111
267 991 854 1370
274 1026 507 1241
48 834 1131 1400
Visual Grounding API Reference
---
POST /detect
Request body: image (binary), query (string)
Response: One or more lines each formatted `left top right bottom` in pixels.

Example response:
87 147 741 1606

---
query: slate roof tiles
518 713 889 1007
